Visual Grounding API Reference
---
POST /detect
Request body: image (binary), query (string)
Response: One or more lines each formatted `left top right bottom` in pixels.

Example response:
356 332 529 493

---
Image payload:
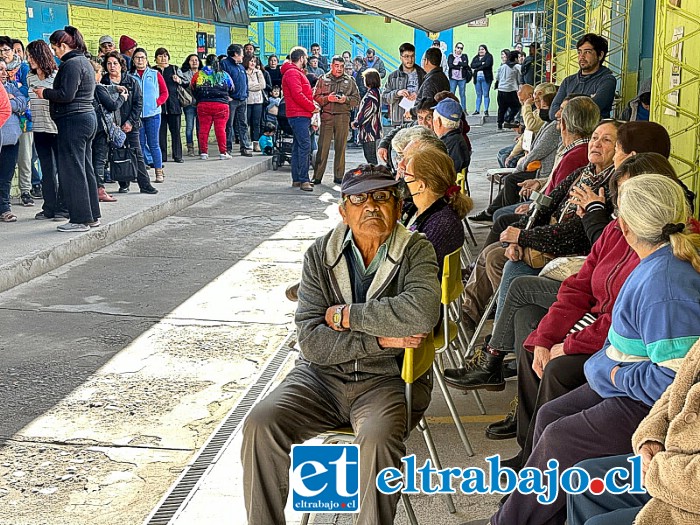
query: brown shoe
300 182 314 192
292 182 301 187
155 168 165 183
285 282 300 302
98 187 117 202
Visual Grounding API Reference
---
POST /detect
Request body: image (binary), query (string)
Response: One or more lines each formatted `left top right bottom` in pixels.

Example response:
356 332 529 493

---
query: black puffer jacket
101 73 143 129
43 50 95 120
414 68 450 115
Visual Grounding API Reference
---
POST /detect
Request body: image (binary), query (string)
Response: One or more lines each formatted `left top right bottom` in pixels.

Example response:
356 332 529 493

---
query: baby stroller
271 99 294 171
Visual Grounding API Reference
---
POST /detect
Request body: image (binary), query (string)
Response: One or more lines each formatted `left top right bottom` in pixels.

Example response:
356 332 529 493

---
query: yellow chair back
441 248 464 305
402 331 435 385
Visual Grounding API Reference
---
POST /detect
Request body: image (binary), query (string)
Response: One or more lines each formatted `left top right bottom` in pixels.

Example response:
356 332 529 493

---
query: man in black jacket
432 98 470 175
414 47 449 118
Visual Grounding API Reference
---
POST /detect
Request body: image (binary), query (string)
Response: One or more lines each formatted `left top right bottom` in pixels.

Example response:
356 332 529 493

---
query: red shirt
545 143 590 194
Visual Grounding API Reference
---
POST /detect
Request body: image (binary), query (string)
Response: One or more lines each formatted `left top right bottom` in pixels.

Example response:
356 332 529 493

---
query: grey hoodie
549 65 617 119
295 222 441 379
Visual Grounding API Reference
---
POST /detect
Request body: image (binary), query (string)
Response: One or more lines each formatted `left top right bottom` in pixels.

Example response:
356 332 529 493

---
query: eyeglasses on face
401 53 415 59
343 190 396 205
456 46 463 50
0 47 12 53
101 43 114 48
133 56 147 60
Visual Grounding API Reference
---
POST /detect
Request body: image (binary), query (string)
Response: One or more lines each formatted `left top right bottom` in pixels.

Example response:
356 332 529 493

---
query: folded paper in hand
399 97 415 111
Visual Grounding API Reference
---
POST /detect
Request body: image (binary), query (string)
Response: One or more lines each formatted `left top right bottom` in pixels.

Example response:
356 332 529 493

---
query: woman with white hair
482 173 700 525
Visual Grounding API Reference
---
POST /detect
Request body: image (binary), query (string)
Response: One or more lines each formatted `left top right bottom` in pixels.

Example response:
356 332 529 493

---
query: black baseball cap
340 164 400 195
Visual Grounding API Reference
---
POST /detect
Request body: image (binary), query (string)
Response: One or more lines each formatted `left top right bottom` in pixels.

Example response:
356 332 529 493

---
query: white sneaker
57 222 90 232
87 220 101 228
200 153 209 160
220 153 232 160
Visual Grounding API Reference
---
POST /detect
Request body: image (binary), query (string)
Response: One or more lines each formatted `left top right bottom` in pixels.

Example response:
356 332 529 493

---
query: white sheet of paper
399 97 415 111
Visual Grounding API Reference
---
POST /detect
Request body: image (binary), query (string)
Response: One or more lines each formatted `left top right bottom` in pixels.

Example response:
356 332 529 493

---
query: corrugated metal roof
289 0 364 12
345 0 534 33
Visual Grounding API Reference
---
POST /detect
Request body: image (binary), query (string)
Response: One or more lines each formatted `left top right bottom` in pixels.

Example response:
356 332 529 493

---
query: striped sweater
584 245 700 406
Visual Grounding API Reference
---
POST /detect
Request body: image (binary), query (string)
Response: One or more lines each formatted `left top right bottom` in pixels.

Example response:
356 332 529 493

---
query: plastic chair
299 332 456 525
432 248 475 457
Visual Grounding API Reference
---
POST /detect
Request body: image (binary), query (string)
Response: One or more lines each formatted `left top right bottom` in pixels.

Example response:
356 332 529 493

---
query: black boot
485 396 518 440
444 339 505 391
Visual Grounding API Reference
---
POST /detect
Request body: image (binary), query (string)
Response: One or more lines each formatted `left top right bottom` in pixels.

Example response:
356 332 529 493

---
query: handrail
329 17 400 71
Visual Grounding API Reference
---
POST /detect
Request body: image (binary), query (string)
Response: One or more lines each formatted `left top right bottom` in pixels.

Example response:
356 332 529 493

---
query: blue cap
432 98 463 122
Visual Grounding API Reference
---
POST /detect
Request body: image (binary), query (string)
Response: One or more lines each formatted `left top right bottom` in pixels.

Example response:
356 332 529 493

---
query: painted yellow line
426 415 508 424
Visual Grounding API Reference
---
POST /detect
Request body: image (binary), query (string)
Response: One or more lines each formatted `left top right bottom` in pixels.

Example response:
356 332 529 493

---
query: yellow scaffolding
651 0 700 200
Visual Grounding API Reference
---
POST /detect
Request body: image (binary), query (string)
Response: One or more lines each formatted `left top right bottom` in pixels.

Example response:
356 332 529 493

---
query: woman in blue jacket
487 173 700 525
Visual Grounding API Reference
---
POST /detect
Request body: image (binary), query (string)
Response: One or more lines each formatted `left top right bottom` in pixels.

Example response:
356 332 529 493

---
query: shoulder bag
109 144 138 183
175 67 194 108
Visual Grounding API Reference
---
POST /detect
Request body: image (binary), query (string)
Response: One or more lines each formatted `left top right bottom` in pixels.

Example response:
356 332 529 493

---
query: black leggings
497 90 520 125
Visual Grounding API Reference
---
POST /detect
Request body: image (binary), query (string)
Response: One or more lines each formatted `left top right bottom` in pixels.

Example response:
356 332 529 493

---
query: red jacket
524 220 639 355
0 83 10 128
281 62 315 118
545 142 589 194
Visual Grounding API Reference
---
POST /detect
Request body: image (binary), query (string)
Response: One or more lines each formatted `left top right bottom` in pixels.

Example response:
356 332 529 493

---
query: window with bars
513 11 546 46
297 22 314 52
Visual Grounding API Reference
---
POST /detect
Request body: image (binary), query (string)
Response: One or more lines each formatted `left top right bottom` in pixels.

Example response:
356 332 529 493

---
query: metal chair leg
433 362 475 457
463 290 498 360
472 390 487 415
418 418 457 513
463 219 478 247
402 493 419 525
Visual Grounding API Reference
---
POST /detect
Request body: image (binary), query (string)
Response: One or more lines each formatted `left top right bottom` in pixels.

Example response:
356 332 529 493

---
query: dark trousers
484 212 522 248
362 140 378 165
492 384 651 525
241 363 431 525
518 344 590 459
246 103 263 142
55 112 100 224
35 132 66 217
497 90 520 125
119 129 153 191
227 99 251 152
0 142 19 215
288 116 311 184
159 112 182 161
568 455 648 525
487 170 537 215
92 131 109 188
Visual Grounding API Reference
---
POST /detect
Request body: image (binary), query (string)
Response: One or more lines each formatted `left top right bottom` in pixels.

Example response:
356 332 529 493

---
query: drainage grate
143 332 296 525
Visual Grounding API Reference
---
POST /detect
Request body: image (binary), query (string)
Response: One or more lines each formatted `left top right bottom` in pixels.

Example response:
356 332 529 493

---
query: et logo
290 444 360 513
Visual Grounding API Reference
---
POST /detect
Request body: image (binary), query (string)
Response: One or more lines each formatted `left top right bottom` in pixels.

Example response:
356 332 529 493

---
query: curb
0 159 271 294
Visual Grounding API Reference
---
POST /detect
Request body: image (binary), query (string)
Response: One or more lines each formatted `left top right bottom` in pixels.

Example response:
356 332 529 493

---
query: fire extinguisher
545 52 555 83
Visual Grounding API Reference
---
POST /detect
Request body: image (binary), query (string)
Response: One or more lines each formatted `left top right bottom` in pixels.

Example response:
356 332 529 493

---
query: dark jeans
140 114 162 168
288 116 311 184
568 455 648 525
484 212 522 248
497 90 520 125
0 142 19 215
183 105 199 146
159 112 182 161
55 112 100 224
362 140 378 165
118 128 154 191
493 384 651 525
92 130 109 188
246 103 263 142
34 132 67 217
487 170 536 215
227 99 251 152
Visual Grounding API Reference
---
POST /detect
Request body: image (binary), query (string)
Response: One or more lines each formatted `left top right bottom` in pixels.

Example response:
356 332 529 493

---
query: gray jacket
382 65 426 126
516 119 560 177
295 222 441 379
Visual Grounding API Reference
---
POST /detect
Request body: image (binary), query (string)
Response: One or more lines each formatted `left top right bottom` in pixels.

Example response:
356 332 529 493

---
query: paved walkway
155 126 519 525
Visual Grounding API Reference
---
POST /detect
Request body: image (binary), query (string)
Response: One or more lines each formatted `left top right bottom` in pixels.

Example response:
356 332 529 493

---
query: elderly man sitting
242 164 441 524
433 97 471 176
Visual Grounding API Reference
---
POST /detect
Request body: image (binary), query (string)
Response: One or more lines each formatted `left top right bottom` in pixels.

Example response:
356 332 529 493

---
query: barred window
513 11 546 46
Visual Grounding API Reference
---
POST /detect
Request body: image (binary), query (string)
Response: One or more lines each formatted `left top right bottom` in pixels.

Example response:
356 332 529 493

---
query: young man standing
221 44 253 157
383 43 426 126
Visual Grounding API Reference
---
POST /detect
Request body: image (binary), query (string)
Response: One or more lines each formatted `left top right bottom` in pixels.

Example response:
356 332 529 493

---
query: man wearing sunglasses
97 35 115 58
242 164 441 525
